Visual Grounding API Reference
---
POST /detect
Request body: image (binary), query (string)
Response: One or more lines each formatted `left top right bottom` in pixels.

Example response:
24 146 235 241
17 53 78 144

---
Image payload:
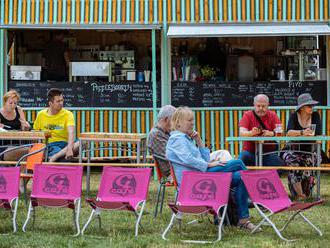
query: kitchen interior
170 35 327 83
8 29 161 83
7 30 327 85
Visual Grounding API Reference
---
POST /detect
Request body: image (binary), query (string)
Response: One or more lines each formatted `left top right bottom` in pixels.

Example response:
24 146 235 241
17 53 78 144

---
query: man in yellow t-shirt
34 88 79 162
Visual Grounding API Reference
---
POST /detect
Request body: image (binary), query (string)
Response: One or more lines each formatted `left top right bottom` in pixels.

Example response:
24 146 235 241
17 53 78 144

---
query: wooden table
78 132 148 195
226 136 330 200
0 131 46 142
0 130 48 160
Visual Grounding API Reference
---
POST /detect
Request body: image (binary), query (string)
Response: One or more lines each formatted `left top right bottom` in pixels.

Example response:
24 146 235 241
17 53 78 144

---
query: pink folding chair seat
22 164 83 236
85 199 135 212
162 171 232 244
168 204 217 216
0 167 20 233
81 167 152 237
31 198 76 209
241 170 324 242
0 200 12 209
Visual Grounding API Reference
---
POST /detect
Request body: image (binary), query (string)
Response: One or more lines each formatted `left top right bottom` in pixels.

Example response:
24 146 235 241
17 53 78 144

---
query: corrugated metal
0 0 163 26
0 0 329 26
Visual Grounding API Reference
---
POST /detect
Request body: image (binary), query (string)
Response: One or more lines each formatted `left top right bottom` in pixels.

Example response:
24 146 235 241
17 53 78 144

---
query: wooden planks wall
24 107 330 157
1 0 329 26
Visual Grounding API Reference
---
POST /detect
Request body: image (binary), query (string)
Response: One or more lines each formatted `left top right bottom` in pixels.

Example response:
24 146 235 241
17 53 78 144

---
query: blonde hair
3 90 20 105
171 106 194 131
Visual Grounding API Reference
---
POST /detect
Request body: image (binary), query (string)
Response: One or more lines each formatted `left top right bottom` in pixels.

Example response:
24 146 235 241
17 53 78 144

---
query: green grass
0 172 329 248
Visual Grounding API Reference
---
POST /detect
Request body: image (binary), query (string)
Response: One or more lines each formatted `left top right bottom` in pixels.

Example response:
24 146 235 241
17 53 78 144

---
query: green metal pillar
0 29 7 107
161 0 170 106
327 36 330 106
152 29 157 123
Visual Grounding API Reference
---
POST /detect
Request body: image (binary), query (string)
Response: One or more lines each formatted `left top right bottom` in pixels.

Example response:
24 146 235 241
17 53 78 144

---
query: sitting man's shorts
47 141 68 157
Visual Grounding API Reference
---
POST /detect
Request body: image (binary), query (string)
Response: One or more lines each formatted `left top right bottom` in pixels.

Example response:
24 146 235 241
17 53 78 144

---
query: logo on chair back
43 173 70 195
190 179 216 201
257 178 279 200
0 174 6 193
110 174 136 196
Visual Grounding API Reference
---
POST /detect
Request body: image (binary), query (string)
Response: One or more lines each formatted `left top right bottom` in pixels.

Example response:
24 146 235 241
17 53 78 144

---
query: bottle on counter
288 70 293 81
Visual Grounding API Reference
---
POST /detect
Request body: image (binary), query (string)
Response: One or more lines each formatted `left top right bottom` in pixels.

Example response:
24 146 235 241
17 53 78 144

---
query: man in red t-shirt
238 94 285 166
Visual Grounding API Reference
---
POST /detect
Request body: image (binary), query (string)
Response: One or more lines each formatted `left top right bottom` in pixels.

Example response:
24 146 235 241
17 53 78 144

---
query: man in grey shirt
147 105 176 177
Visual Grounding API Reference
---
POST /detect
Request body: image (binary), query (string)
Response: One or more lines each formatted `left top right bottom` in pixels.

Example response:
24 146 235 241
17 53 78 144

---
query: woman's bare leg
293 182 305 198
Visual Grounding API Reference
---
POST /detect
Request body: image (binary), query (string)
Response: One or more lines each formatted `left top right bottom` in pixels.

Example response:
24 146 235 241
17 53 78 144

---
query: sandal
238 221 262 232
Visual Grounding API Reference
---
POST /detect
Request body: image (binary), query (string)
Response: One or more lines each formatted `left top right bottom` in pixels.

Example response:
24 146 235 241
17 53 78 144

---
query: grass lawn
0 171 329 248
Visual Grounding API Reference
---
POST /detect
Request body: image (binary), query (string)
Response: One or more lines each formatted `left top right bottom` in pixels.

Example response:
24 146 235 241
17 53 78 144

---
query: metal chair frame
81 199 146 237
22 198 81 236
153 156 178 218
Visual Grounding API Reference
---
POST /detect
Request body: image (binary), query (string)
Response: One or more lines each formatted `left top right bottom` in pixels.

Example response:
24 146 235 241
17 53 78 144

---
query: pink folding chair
162 171 232 243
241 170 323 242
0 167 20 233
22 164 83 236
81 167 152 237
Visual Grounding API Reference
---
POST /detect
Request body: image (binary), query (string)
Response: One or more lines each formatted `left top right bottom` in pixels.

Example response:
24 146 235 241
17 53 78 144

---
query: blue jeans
239 150 285 166
207 159 249 219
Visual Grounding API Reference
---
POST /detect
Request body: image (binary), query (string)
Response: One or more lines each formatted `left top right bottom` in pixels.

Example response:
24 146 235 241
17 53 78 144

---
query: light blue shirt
166 130 210 186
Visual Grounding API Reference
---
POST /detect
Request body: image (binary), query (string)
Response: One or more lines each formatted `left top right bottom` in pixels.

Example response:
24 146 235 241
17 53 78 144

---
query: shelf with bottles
286 37 317 50
280 49 320 57
282 49 320 81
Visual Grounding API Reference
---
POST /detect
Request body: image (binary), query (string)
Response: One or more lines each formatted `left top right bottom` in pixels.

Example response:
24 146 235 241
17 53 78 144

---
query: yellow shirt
33 108 75 143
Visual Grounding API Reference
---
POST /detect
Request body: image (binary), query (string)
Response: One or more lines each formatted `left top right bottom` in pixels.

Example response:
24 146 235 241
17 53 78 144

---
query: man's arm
33 112 41 130
240 127 262 137
65 125 75 159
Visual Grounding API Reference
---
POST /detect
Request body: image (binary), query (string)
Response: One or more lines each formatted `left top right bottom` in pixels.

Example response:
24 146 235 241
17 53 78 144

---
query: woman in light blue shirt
166 106 257 230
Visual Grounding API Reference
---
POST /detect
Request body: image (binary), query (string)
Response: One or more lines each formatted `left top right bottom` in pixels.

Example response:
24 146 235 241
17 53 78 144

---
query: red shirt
239 110 281 153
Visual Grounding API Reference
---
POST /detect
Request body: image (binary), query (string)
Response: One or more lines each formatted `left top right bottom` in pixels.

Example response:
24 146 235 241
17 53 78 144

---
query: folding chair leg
23 178 28 207
73 199 81 236
174 191 178 203
154 184 163 218
81 209 97 235
22 201 33 232
11 198 18 233
299 212 323 236
97 213 102 229
159 184 166 214
279 211 301 232
183 206 228 244
215 206 227 242
135 201 146 237
255 206 295 242
162 213 176 240
32 207 36 228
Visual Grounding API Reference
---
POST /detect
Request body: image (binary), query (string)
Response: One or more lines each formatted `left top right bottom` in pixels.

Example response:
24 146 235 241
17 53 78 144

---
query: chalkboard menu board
171 80 327 107
9 81 161 107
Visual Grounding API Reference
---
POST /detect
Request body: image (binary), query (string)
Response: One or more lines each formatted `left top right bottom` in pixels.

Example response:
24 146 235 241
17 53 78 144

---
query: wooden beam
0 161 155 167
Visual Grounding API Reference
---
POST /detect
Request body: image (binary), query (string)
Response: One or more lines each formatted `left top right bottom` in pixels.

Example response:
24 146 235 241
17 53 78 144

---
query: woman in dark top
0 90 30 160
282 93 321 200
0 106 23 130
